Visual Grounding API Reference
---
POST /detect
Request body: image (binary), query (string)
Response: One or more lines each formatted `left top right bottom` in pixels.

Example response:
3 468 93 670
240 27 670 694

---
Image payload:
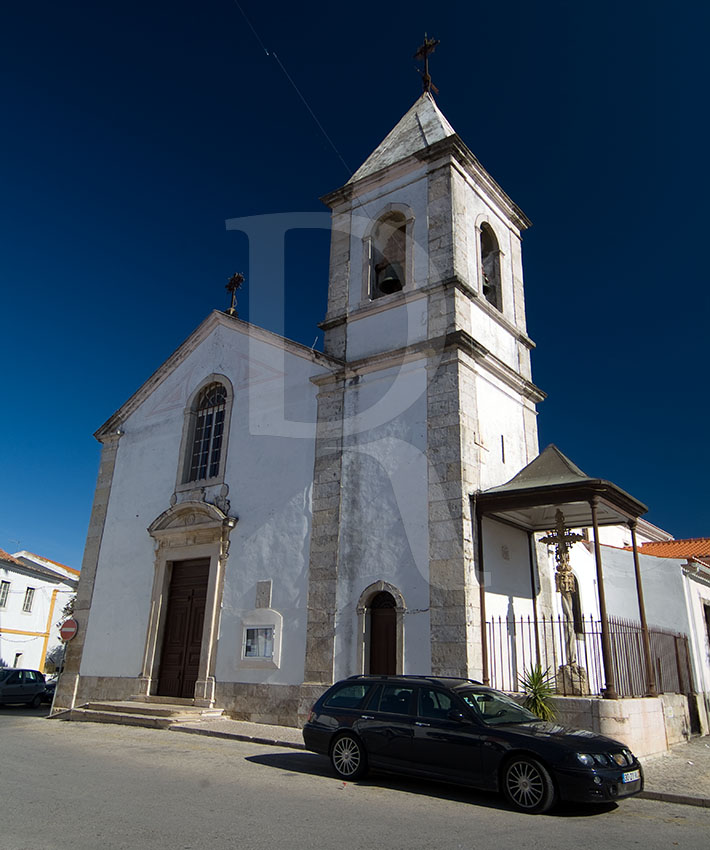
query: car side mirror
447 709 469 724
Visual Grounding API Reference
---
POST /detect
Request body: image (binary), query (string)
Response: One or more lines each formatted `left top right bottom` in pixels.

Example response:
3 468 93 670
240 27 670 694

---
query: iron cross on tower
414 35 440 94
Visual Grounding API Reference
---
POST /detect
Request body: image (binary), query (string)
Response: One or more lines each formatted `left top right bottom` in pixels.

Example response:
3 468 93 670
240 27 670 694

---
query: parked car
41 677 58 705
303 675 644 814
0 668 47 707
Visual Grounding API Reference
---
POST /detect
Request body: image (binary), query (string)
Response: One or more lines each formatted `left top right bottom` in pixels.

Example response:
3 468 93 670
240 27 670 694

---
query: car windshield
460 688 540 726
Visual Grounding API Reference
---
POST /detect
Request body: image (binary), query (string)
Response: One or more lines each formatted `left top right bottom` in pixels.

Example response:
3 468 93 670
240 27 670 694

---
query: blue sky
1 1 708 569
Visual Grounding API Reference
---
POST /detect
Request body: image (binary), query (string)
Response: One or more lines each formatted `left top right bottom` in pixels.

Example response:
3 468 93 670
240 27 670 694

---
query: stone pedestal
557 663 590 696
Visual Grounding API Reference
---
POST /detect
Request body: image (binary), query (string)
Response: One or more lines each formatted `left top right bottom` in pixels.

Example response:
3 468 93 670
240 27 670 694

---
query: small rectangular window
244 627 274 658
0 580 10 608
22 587 35 613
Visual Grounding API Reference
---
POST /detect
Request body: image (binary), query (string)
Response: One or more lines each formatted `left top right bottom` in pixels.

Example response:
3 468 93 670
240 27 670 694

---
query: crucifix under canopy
541 509 584 669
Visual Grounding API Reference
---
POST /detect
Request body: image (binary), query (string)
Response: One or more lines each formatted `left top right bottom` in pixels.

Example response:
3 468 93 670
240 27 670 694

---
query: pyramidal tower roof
347 92 457 184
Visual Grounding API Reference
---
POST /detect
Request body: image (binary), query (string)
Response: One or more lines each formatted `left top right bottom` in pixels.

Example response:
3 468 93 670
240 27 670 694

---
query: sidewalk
172 718 710 807
639 736 710 807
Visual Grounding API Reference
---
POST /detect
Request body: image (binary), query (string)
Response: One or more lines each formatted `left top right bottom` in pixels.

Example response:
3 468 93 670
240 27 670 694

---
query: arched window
371 212 407 299
187 382 227 482
480 223 502 311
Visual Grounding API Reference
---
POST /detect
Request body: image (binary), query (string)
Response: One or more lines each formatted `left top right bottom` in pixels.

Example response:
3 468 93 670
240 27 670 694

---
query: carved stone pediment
148 501 236 540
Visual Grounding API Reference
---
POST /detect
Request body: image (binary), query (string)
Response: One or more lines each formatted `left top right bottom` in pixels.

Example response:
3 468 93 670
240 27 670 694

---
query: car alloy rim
333 737 360 776
506 760 544 808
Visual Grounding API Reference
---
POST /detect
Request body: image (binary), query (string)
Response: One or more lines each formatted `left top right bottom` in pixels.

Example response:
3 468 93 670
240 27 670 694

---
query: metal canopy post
590 498 619 699
475 506 490 686
527 530 541 666
629 520 658 697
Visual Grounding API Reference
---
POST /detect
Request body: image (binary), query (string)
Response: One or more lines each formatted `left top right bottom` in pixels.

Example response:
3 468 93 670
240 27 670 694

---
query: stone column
303 378 345 684
53 433 121 712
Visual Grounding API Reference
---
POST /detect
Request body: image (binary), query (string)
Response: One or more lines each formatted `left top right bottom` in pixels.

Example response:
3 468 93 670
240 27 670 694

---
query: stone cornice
322 135 531 233
418 137 532 231
444 329 546 402
319 276 536 350
311 329 545 403
96 311 340 441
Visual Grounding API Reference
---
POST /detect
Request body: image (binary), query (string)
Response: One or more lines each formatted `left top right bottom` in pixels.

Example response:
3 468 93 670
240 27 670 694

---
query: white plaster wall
482 518 537 621
468 306 519 372
81 321 323 685
0 566 74 671
334 359 431 678
600 547 690 634
346 296 428 362
475 374 532 490
682 570 710 705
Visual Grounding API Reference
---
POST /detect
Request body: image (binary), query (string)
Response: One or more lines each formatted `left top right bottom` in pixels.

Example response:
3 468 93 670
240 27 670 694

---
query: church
54 91 707 749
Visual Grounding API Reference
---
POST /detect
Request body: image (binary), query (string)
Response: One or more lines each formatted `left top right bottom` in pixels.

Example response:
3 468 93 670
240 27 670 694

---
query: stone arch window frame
139 501 237 706
355 580 406 674
175 374 235 493
361 204 415 303
475 216 505 313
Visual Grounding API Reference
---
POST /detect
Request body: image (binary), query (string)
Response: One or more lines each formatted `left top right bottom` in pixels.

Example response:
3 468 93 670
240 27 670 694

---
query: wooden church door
369 591 396 675
157 559 209 699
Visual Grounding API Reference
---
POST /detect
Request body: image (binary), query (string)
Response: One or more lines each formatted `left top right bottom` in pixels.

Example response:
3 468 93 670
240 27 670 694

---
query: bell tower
304 92 545 684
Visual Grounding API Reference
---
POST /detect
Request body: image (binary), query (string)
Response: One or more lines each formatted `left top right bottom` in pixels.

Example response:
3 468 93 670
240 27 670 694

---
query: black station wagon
303 675 644 814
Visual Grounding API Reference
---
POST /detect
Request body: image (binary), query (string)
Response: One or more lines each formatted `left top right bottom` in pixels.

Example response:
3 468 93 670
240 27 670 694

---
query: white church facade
55 94 705 750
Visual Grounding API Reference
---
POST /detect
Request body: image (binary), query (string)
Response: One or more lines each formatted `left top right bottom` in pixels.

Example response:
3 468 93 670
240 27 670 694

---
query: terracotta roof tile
18 551 80 575
0 548 26 567
625 538 710 559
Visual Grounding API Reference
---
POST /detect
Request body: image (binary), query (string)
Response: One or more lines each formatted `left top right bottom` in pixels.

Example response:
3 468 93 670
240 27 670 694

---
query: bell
377 264 403 295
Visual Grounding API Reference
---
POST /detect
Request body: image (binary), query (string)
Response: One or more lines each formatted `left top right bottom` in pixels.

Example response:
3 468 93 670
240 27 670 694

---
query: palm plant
519 664 556 721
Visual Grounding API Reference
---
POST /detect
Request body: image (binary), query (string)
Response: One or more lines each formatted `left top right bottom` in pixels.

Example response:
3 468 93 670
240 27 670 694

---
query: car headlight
576 753 595 767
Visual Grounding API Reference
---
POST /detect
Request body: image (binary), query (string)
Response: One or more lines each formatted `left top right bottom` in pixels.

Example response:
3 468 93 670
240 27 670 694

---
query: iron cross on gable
226 272 244 317
414 35 440 94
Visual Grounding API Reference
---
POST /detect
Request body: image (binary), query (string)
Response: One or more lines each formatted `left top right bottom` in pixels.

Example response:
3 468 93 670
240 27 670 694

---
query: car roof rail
345 674 482 685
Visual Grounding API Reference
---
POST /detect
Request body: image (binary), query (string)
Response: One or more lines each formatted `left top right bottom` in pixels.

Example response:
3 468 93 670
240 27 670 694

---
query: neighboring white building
0 548 78 672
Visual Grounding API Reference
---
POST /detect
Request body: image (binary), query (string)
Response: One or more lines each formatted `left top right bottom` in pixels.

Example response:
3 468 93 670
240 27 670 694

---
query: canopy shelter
472 445 656 699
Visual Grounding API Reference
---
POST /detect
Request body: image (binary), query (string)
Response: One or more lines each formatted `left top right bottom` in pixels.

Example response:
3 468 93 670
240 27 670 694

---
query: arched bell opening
371 213 407 299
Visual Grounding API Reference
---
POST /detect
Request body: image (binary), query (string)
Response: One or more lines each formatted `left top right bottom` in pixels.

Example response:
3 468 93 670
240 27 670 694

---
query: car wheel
502 756 556 814
30 694 42 708
330 733 368 780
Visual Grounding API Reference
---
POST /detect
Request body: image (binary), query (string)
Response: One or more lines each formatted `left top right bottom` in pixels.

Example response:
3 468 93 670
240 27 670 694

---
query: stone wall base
550 694 692 758
53 675 329 728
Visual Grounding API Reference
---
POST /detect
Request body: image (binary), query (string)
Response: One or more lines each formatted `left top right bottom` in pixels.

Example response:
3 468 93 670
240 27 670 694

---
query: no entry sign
59 618 79 641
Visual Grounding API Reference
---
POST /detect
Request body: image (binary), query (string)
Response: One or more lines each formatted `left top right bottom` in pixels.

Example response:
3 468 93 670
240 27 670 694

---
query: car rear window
323 683 371 710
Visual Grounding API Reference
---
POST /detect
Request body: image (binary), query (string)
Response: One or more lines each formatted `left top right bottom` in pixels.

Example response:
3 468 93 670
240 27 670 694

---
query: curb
638 790 710 808
170 725 305 750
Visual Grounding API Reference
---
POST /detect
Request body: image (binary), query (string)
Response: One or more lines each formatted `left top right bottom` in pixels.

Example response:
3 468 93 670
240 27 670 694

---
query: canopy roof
475 445 648 531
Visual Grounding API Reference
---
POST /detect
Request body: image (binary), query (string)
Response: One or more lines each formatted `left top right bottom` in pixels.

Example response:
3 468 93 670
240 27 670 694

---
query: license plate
622 769 640 783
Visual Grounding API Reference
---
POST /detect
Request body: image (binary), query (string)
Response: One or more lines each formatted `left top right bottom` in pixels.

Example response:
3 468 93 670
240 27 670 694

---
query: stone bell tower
304 92 545 684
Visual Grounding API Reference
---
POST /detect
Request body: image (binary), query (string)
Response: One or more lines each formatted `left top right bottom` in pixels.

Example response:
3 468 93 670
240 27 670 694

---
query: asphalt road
2 705 709 850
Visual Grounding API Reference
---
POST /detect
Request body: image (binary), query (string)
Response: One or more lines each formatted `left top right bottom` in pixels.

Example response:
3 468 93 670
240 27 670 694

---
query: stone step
67 708 188 729
82 700 223 719
129 695 196 706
